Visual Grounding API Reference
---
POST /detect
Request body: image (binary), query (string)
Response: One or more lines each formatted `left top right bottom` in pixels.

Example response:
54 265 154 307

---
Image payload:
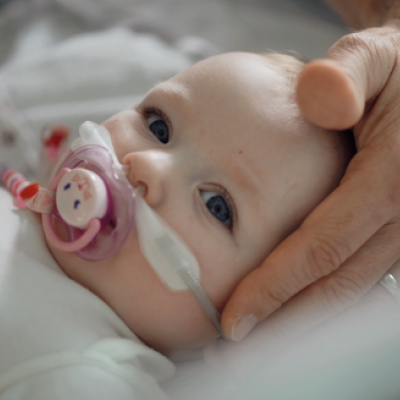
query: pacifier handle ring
42 167 101 253
42 215 101 252
48 168 70 191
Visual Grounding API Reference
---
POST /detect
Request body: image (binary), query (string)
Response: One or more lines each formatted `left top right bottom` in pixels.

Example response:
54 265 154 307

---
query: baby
0 52 353 399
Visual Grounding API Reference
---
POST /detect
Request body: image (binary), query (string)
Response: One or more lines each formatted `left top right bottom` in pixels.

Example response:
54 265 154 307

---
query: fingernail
231 314 258 341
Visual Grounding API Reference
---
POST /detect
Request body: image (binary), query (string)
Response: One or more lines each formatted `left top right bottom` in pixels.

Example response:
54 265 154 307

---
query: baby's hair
259 51 306 95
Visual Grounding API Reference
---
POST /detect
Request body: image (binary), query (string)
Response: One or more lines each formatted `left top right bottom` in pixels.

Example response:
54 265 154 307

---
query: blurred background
0 0 347 63
0 0 348 171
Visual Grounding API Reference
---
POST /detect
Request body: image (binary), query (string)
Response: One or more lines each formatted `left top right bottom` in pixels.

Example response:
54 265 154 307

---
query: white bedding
160 278 400 400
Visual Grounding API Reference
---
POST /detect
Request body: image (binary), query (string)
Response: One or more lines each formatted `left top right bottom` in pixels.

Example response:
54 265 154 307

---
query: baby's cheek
199 258 247 310
209 248 268 311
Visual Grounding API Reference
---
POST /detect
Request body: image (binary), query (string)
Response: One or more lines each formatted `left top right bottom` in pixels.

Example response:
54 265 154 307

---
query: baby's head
49 52 353 355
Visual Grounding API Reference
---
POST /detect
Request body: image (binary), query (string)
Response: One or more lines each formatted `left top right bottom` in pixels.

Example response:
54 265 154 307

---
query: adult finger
213 219 400 374
221 144 400 340
296 24 399 130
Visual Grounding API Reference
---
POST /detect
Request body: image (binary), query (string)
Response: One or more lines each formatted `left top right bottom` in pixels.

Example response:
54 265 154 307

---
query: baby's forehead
173 52 291 101
166 53 303 134
149 52 324 168
145 52 334 172
173 54 302 129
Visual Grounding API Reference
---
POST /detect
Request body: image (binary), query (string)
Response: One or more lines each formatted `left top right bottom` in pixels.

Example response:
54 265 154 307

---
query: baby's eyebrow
149 81 191 108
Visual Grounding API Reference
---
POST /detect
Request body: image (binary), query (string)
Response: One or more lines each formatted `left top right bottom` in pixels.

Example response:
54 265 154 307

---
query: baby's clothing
0 188 175 400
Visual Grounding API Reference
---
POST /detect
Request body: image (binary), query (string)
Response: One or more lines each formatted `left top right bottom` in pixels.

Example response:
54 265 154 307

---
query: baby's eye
147 115 169 144
201 191 232 229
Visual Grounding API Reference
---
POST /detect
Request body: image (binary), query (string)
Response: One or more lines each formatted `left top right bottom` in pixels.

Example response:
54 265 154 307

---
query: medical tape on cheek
135 191 227 339
156 235 227 339
134 191 200 291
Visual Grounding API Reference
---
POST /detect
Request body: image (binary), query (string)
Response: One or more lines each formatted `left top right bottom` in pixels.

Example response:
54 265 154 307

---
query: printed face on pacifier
56 169 108 229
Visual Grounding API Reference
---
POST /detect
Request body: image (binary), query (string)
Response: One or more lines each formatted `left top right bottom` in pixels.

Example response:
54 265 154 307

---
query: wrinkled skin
221 0 400 348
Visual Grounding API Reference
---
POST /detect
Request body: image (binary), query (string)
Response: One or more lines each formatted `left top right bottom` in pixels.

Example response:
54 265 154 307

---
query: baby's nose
123 151 170 208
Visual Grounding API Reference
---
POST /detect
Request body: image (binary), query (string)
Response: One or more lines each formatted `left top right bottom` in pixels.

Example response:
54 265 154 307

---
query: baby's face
52 53 344 355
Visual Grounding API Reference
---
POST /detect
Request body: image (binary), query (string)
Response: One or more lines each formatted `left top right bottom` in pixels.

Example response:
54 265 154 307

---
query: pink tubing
2 169 15 183
15 196 26 209
42 167 100 252
11 178 25 196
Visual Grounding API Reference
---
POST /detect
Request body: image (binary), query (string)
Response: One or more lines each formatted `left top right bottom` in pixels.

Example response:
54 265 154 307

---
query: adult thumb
296 23 399 130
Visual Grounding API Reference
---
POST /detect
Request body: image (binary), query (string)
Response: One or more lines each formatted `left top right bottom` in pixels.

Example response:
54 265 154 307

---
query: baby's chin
130 299 223 356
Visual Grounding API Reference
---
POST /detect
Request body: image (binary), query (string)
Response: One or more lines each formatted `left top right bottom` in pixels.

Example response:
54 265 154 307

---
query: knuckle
384 148 400 210
348 147 400 219
257 280 290 314
330 32 372 58
386 180 400 215
332 30 396 57
320 274 364 314
330 30 397 76
238 268 292 317
366 145 400 216
303 233 350 282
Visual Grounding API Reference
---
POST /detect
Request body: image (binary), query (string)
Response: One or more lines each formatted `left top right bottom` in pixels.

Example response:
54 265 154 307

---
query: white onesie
0 188 175 400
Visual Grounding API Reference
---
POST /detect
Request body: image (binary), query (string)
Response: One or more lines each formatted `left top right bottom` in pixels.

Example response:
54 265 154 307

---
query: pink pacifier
42 145 136 261
2 120 227 338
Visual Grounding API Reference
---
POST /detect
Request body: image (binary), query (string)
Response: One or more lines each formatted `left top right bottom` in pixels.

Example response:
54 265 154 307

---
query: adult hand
220 2 400 343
